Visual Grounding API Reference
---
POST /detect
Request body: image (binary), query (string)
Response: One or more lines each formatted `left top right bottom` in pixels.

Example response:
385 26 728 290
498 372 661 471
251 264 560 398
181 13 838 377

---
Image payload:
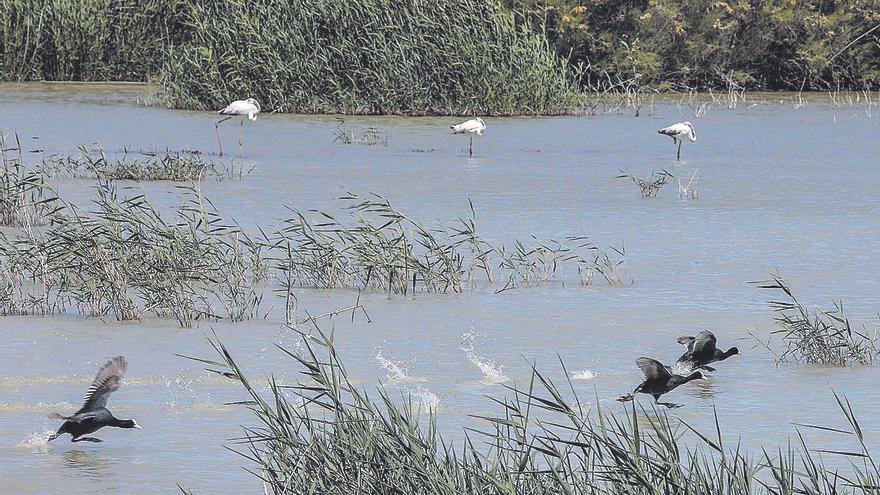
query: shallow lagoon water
1 84 880 493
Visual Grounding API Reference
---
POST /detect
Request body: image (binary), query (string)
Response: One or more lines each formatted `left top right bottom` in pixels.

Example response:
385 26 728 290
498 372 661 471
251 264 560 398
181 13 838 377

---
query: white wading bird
216 98 261 156
658 121 696 161
450 117 486 157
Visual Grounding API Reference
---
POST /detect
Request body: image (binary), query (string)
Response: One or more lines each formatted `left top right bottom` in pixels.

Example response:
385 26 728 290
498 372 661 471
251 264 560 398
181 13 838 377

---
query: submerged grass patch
192 325 880 494
753 274 880 366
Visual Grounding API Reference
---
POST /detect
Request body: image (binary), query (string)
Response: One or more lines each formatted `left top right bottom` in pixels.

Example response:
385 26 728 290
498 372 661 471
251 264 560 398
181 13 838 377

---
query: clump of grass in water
266 193 627 295
0 182 265 325
332 119 388 146
617 169 673 198
0 133 60 227
189 325 880 494
40 147 248 182
753 273 880 366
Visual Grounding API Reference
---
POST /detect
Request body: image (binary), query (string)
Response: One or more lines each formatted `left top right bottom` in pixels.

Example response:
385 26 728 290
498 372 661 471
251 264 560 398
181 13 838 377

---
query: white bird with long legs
216 98 261 156
658 121 696 161
450 117 486 157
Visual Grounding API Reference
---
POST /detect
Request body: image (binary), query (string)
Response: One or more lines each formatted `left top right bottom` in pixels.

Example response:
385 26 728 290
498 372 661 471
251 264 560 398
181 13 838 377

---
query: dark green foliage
506 0 880 91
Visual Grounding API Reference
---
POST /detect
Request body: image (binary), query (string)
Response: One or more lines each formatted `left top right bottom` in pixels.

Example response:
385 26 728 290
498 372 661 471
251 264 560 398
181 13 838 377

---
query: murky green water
1 83 879 493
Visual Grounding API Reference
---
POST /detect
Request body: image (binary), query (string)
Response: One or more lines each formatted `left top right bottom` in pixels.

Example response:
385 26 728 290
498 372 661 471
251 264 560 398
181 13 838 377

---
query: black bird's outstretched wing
691 331 717 357
77 356 127 413
636 357 671 381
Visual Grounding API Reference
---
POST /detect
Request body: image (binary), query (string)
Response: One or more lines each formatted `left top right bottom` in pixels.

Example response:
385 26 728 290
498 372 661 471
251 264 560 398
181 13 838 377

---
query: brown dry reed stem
190 325 880 494
752 273 880 366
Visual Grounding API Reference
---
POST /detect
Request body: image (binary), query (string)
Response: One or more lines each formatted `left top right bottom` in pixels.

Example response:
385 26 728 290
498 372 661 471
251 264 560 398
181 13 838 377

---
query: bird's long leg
676 141 682 161
657 401 683 409
239 119 244 156
215 116 232 157
469 136 473 157
72 437 103 443
616 393 635 402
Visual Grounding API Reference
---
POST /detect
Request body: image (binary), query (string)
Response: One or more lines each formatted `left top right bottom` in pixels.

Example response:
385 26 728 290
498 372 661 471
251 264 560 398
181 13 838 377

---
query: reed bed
264 193 626 296
0 134 59 227
192 326 880 495
0 0 181 81
159 0 582 115
753 274 880 366
0 182 265 325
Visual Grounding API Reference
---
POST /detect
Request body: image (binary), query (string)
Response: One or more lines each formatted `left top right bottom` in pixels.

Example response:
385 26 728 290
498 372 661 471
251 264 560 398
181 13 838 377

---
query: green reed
0 0 181 81
191 325 880 495
40 147 218 181
0 133 59 227
753 274 880 366
158 0 583 115
265 192 626 296
0 182 264 325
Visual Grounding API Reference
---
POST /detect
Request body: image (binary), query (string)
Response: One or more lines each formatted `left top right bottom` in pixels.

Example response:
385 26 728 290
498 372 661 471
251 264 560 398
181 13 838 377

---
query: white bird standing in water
451 117 486 157
216 98 261 156
658 121 696 161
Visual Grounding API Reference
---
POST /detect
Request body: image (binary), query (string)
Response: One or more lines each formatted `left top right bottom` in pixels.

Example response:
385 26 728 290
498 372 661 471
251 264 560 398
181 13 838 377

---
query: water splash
459 332 508 384
375 348 422 383
408 385 440 412
669 361 696 376
15 429 55 451
572 368 596 380
164 371 210 410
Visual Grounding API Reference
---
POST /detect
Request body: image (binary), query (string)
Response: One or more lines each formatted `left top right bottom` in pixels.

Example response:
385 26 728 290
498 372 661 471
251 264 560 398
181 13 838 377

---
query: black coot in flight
48 356 140 443
676 330 739 372
617 357 706 408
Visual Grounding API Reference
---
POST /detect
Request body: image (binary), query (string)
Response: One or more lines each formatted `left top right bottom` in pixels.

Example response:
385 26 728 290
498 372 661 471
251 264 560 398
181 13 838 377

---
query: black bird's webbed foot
656 401 683 409
616 394 635 402
72 437 103 443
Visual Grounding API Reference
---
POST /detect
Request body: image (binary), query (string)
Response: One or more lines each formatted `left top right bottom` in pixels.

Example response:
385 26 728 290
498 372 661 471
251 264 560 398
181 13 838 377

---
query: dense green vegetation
2 1 879 114
506 0 880 91
0 0 581 115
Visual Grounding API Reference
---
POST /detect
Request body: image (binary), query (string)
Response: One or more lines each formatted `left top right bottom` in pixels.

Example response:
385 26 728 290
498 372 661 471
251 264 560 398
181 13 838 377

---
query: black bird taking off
48 356 140 443
676 330 739 372
617 357 706 408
